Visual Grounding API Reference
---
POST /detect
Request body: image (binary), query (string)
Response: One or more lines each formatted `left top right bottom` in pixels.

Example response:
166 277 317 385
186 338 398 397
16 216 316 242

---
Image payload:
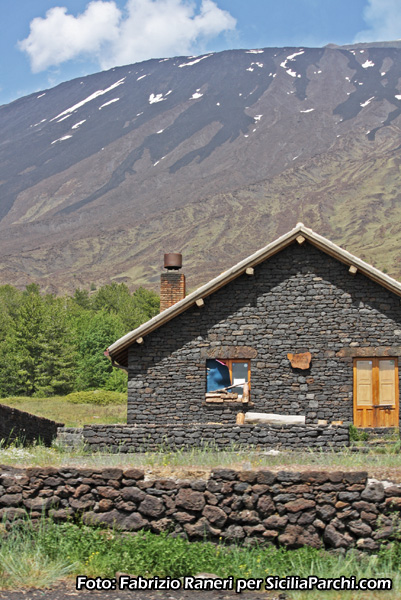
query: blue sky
1 0 399 106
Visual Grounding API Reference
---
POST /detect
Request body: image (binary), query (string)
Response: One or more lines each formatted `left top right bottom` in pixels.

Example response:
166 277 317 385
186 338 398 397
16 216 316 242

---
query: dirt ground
0 580 285 600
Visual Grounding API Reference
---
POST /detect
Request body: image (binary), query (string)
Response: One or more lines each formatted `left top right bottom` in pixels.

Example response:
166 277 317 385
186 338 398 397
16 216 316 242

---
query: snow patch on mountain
179 54 213 67
51 135 72 144
360 97 374 107
72 120 86 129
50 78 126 121
190 89 203 99
99 98 120 109
280 50 304 78
149 91 172 104
286 50 305 60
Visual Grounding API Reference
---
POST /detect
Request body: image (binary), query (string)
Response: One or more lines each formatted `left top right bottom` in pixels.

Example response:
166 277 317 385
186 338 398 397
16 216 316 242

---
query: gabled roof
108 223 401 367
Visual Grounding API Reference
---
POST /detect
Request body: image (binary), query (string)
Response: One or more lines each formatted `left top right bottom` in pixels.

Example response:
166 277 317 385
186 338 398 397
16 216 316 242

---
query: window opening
231 361 249 397
206 359 250 398
206 359 231 392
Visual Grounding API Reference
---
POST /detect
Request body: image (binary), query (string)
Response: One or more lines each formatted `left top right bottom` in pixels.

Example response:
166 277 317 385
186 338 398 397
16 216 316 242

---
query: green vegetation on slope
0 282 159 398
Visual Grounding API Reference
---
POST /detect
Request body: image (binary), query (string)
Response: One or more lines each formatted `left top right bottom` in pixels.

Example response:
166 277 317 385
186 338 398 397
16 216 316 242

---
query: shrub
349 424 368 442
65 390 126 405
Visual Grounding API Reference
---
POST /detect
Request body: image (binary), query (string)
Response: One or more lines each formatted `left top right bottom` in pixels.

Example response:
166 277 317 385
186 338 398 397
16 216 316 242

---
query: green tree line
0 282 159 397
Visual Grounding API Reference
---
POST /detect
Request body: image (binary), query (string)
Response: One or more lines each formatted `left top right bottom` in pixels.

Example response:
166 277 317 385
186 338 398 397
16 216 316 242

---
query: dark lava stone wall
0 404 63 446
1 466 400 552
82 423 349 452
128 242 401 425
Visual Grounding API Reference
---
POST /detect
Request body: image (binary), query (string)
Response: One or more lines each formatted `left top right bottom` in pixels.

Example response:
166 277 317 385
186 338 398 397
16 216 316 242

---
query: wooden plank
236 412 245 425
244 413 305 425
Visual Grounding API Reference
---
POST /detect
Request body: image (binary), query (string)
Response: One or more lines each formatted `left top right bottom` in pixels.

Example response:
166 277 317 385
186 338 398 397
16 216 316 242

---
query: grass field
1 441 401 488
0 394 127 427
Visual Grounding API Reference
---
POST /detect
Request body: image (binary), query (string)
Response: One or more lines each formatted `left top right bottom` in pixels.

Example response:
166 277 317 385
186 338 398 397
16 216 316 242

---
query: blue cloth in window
207 359 231 392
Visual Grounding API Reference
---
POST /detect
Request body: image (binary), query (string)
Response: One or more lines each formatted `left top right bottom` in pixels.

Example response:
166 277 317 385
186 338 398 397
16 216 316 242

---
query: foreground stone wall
1 465 400 552
0 404 63 447
128 243 401 426
81 423 349 452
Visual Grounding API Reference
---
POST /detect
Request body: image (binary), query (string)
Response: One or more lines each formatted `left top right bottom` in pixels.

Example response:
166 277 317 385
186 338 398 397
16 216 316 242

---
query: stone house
107 223 401 430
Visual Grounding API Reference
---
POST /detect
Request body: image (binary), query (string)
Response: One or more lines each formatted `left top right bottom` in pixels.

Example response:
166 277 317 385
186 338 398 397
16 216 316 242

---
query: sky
1 0 400 106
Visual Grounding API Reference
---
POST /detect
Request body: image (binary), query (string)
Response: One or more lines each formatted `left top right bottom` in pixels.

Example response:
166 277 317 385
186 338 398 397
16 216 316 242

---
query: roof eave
108 223 401 364
108 223 304 361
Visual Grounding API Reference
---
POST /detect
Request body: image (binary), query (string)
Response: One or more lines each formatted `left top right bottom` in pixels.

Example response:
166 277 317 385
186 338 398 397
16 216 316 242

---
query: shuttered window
354 358 399 427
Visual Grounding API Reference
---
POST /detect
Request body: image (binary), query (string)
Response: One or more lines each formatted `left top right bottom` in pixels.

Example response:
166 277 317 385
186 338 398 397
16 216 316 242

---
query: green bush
349 424 368 442
65 390 126 405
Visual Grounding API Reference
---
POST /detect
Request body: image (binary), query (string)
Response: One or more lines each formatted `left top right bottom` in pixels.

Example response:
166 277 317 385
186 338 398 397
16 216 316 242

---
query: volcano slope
1 42 401 293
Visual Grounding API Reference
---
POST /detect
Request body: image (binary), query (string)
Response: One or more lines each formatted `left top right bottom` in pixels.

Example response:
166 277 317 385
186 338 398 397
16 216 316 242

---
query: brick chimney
160 253 186 312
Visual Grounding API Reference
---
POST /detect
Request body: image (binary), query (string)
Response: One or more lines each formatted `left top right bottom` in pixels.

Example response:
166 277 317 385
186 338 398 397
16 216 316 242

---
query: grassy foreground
0 394 127 426
0 517 399 599
1 443 401 487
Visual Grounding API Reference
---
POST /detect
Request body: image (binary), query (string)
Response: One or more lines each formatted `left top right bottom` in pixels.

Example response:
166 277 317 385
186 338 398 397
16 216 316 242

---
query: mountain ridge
1 43 401 293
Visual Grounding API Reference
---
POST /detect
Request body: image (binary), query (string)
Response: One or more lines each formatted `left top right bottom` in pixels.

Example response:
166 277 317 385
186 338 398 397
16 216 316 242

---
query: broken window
206 359 250 399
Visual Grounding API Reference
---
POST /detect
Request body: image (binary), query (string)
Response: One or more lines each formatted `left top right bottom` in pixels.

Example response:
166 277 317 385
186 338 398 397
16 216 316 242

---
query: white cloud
19 0 236 73
355 0 401 43
19 2 122 73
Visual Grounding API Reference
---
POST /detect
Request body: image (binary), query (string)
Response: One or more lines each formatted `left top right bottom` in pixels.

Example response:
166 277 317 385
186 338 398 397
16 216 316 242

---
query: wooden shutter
355 360 373 405
354 358 399 427
378 360 396 405
376 359 398 427
354 359 374 427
